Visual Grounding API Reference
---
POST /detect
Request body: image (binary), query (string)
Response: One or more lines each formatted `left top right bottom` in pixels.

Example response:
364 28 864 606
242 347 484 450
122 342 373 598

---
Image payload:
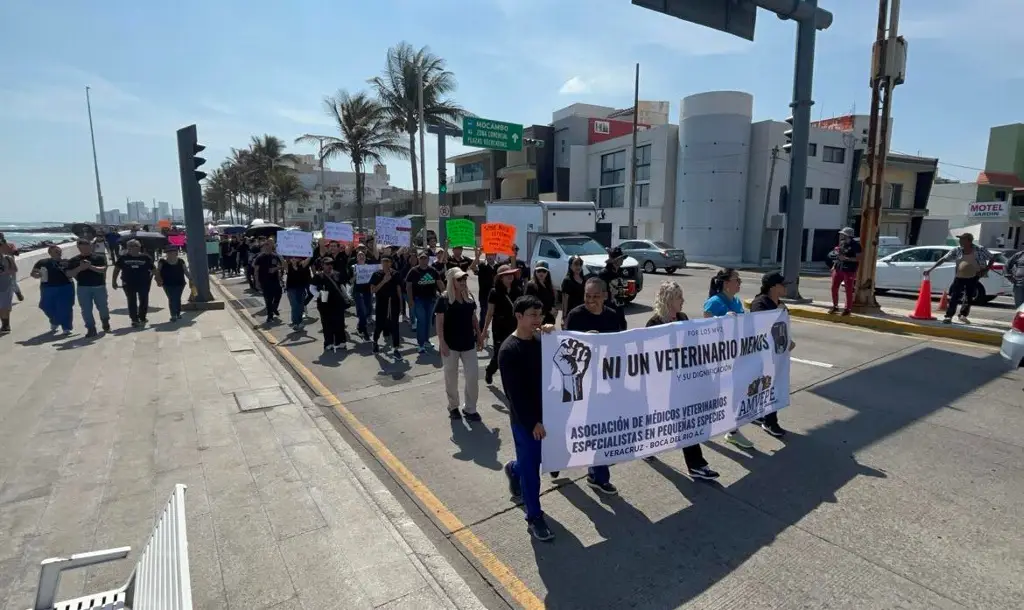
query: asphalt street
217 270 1024 610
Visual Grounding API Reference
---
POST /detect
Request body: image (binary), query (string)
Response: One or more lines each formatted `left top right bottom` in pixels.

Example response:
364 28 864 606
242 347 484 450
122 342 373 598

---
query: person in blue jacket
702 268 754 449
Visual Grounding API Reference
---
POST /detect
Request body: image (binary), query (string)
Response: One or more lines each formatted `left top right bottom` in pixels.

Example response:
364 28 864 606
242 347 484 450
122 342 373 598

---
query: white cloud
200 99 234 115
274 107 334 127
559 76 591 95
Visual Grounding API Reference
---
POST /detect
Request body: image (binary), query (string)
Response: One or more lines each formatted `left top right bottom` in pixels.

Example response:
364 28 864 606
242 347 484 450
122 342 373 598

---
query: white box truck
486 200 644 302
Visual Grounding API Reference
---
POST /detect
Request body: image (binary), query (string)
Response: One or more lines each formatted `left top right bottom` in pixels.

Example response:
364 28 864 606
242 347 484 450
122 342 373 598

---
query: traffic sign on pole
439 205 451 218
462 117 523 152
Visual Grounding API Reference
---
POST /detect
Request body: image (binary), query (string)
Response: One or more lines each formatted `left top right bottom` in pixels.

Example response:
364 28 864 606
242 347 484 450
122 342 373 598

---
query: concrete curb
208 276 488 610
750 299 1005 347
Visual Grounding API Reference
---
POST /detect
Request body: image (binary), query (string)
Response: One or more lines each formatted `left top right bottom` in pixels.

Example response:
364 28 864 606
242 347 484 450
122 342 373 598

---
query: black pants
245 259 255 288
946 276 979 318
682 444 708 470
319 305 346 348
486 322 514 376
124 284 151 322
262 285 282 318
374 296 401 348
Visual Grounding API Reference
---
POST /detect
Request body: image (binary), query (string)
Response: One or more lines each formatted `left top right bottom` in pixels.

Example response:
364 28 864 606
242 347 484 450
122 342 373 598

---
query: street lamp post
85 86 106 223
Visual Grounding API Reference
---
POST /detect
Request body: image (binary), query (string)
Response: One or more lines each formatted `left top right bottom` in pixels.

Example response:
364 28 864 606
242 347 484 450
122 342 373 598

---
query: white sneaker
725 431 754 449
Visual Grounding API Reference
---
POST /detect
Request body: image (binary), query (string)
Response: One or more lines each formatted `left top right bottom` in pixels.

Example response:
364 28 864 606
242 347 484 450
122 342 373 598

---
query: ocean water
1 222 77 250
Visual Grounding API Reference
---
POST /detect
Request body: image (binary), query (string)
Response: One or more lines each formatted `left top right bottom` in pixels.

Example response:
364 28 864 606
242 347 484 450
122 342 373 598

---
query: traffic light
782 115 794 154
439 168 447 194
192 142 207 181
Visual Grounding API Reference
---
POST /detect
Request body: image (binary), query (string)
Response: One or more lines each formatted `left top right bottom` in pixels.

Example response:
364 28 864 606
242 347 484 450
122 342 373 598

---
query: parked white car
1000 303 1024 368
874 245 1014 304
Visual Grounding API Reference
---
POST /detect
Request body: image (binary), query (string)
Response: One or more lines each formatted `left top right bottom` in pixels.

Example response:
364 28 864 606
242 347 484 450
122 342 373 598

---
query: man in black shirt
499 295 555 542
253 241 284 322
448 245 475 272
563 277 620 495
370 255 403 358
405 251 445 352
829 227 862 315
112 239 156 327
748 272 795 438
597 247 629 331
66 238 111 336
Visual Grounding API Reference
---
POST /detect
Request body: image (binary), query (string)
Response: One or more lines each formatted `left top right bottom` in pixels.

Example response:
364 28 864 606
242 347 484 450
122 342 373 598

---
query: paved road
217 272 1024 610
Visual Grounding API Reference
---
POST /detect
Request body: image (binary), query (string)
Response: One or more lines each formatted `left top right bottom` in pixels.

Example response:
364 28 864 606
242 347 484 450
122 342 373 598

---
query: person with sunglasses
703 268 753 449
525 261 557 325
436 267 484 421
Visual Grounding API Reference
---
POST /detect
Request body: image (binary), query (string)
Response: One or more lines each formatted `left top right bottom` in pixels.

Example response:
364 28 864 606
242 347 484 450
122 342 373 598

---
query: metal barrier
30 484 193 610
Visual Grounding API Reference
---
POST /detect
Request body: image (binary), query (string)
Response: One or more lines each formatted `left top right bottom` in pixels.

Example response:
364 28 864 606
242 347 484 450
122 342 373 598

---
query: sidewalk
0 278 488 610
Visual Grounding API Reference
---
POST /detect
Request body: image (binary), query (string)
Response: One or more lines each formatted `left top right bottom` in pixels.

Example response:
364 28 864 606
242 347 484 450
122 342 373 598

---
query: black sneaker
448 409 462 420
528 516 554 542
687 465 720 480
761 422 787 438
942 317 953 324
130 319 140 328
392 349 403 361
85 328 98 338
463 410 482 422
827 307 839 315
504 461 522 500
101 320 111 332
485 370 494 384
372 343 379 354
550 471 561 479
841 309 852 316
642 456 657 463
752 417 765 426
586 478 619 496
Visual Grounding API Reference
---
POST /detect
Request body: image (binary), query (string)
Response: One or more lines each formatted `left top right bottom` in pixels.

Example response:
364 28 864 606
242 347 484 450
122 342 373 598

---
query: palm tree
249 135 298 222
269 168 308 224
203 167 232 221
297 91 406 228
370 42 462 213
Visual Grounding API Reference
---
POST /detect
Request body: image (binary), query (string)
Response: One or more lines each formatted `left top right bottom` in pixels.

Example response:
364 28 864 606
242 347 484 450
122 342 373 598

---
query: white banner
541 310 792 472
354 263 381 284
966 200 1009 219
323 222 354 243
376 216 411 247
275 230 313 258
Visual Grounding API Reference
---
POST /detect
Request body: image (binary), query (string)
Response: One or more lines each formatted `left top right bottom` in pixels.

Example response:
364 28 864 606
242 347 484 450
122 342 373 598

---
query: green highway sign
462 116 523 152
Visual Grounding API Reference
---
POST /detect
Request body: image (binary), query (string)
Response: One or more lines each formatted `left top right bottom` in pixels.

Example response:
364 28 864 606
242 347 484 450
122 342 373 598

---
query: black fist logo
554 338 592 402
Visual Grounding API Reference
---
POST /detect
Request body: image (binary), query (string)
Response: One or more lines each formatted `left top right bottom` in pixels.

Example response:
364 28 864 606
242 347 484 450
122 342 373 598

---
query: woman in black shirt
285 255 314 329
30 245 74 333
155 248 191 322
310 257 349 352
524 262 556 325
371 255 403 357
483 265 523 384
560 256 586 328
435 268 483 420
641 280 720 480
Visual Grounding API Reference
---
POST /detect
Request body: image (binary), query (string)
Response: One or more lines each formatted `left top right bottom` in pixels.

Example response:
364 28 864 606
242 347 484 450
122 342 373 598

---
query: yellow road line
792 316 1000 351
273 342 544 610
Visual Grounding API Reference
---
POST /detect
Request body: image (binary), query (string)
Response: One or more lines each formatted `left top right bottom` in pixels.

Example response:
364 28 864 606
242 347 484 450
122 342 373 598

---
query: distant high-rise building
171 208 185 223
126 201 147 223
96 209 124 225
158 201 171 220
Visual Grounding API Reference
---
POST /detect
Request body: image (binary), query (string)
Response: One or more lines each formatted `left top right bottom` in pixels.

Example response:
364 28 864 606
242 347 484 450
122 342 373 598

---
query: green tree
269 168 308 224
296 91 406 229
369 42 462 213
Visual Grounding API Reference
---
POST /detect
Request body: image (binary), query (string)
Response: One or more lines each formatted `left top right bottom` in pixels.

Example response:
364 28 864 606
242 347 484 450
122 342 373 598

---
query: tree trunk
355 160 364 230
407 130 418 214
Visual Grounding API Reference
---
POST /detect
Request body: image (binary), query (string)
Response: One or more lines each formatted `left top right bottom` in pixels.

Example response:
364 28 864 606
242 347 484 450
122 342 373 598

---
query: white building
284 162 396 229
157 201 171 220
171 208 185 223
95 209 124 224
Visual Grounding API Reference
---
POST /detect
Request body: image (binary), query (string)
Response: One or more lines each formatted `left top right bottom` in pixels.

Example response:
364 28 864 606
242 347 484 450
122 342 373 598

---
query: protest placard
168 235 185 247
376 216 411 247
445 219 476 247
481 223 516 255
275 230 313 258
323 222 354 243
354 263 382 284
540 310 792 472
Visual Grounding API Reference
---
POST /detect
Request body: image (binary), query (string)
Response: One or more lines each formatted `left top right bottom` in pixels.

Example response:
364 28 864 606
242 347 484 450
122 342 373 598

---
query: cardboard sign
354 263 382 284
324 222 354 243
445 219 476 247
275 230 314 258
168 235 186 247
376 216 411 247
481 223 516 256
157 219 171 229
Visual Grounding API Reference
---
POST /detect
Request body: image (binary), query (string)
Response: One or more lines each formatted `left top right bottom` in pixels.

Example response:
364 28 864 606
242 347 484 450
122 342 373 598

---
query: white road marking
791 357 835 369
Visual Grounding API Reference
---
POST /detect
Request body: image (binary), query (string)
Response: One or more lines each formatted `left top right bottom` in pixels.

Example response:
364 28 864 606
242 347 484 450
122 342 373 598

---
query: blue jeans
510 423 543 521
354 290 373 333
41 283 75 331
413 296 436 347
76 284 109 330
164 284 185 318
287 286 308 326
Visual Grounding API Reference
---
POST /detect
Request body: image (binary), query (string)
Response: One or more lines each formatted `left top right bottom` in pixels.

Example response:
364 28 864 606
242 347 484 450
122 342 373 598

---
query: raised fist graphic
554 338 592 402
770 321 790 355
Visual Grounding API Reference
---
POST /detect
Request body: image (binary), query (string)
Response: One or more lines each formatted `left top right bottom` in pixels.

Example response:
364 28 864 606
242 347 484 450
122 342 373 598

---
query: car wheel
642 260 657 274
665 266 678 274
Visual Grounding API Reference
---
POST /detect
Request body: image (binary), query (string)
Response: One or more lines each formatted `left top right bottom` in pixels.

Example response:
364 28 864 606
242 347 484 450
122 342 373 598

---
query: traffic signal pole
176 124 214 303
427 123 463 245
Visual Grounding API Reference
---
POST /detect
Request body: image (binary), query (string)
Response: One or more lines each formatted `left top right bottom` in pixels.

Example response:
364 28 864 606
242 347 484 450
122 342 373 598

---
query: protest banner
168 235 185 247
540 310 792 472
446 219 476 247
481 223 516 255
354 263 382 284
376 216 411 247
275 230 313 258
323 222 354 243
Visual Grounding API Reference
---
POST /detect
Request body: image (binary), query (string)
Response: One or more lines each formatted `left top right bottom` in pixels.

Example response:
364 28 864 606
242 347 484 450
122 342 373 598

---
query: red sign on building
811 115 855 132
588 117 650 144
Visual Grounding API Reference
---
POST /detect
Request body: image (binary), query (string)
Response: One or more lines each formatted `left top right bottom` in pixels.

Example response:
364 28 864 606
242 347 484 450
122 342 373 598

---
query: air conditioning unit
766 214 785 230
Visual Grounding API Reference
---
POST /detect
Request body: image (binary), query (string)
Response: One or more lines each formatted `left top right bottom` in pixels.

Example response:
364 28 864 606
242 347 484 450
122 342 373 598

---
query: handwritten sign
205 240 220 255
324 222 354 243
168 235 186 247
445 219 476 247
481 223 517 255
275 230 313 258
354 263 382 284
157 219 171 229
376 216 411 247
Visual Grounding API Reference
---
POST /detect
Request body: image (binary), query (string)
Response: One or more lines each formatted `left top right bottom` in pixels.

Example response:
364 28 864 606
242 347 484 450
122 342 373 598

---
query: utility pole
417 65 427 218
85 86 106 224
760 146 781 263
626 63 641 241
427 123 464 245
854 0 906 311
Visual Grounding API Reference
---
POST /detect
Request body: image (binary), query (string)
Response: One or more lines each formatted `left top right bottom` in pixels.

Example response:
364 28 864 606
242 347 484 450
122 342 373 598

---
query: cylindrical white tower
674 91 753 262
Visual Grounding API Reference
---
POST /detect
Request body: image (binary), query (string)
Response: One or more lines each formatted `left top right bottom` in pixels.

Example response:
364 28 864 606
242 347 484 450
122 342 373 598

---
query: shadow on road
529 346 1006 609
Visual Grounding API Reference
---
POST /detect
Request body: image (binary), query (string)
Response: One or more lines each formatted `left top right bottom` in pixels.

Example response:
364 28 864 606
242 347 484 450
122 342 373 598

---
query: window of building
779 186 789 214
635 144 651 181
455 162 485 182
599 186 625 208
618 225 638 240
822 146 845 164
637 183 650 207
805 187 814 199
888 183 904 208
995 190 1007 201
599 150 627 208
527 179 538 199
819 187 841 206
808 143 818 157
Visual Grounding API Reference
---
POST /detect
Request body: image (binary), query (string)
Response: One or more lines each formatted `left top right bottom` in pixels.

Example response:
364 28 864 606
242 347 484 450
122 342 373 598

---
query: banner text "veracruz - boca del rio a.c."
540 310 792 472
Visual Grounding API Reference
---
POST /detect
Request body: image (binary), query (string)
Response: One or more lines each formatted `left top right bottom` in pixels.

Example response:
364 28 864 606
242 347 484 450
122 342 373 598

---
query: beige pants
443 349 479 413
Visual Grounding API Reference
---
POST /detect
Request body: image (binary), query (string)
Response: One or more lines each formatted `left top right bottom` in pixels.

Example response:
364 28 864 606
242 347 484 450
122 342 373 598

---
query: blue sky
1 0 1021 223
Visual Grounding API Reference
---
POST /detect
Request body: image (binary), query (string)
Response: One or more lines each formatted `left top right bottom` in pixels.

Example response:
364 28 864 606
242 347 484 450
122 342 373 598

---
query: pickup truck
531 233 644 303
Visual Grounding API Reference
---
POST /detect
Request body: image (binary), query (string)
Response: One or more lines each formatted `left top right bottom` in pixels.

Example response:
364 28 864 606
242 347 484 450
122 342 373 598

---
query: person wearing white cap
829 227 862 315
436 267 484 420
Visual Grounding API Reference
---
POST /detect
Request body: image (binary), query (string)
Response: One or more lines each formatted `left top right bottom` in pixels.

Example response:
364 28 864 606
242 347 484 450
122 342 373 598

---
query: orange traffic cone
936 290 949 312
909 278 936 320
